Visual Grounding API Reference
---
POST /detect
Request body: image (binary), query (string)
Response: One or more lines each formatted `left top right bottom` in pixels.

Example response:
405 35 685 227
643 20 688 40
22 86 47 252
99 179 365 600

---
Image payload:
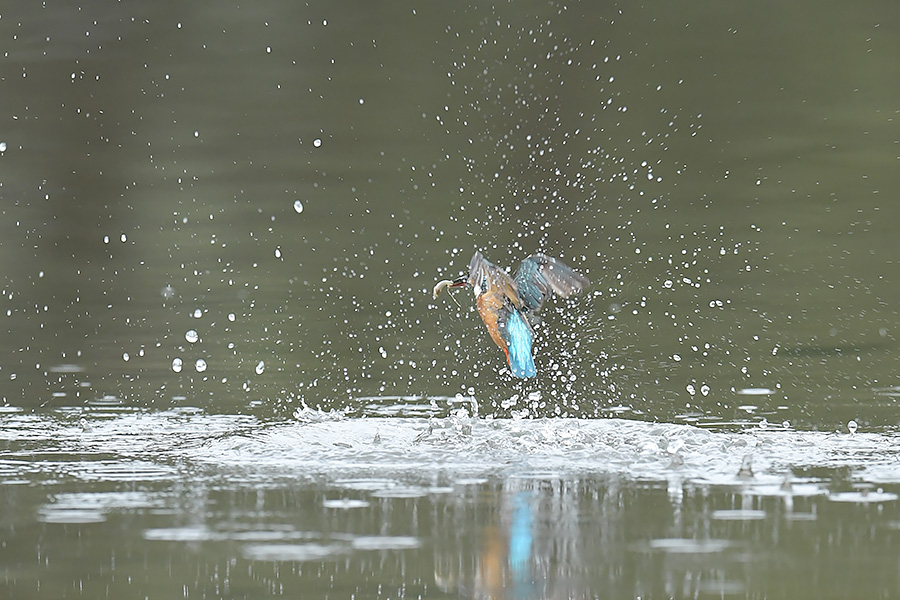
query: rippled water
3 404 900 598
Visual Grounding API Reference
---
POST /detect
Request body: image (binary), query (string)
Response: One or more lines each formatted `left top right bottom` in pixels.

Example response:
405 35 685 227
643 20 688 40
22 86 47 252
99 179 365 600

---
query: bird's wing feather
469 251 522 309
514 253 589 312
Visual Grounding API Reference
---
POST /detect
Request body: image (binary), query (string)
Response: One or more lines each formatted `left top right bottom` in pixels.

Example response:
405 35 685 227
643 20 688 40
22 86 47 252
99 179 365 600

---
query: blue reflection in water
509 491 533 591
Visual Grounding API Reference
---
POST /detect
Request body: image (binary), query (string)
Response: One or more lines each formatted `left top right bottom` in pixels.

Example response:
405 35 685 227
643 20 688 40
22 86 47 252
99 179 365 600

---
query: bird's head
432 251 517 302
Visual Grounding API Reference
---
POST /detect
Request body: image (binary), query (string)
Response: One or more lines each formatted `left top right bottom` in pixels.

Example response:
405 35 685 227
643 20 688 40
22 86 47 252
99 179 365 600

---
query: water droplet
172 358 183 373
275 247 282 259
847 420 858 434
195 359 207 373
228 313 236 322
161 285 175 299
293 200 304 214
313 138 322 148
192 309 202 319
255 361 265 375
122 352 130 362
700 384 710 396
686 384 695 395
120 233 127 243
185 330 199 343
672 354 681 362
0 141 7 152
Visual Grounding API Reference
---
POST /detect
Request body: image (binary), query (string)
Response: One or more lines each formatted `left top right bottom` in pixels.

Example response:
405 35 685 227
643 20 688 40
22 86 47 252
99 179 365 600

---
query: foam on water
177 412 900 498
3 408 900 495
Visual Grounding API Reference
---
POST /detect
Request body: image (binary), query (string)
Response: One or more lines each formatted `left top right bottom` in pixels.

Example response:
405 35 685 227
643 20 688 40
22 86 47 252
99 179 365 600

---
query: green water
2 0 900 597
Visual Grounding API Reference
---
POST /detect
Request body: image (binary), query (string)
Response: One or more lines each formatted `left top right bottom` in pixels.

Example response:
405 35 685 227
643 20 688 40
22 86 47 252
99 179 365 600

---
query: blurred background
2 0 900 427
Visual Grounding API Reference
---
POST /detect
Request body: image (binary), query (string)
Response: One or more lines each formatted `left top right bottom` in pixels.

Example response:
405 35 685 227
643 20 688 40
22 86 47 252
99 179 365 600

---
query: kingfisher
434 251 589 378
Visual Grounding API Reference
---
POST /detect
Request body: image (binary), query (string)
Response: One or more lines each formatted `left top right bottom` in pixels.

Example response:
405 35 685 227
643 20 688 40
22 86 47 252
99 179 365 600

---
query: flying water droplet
255 361 265 375
172 358 183 373
195 359 207 373
293 200 304 214
847 420 858 434
185 330 199 343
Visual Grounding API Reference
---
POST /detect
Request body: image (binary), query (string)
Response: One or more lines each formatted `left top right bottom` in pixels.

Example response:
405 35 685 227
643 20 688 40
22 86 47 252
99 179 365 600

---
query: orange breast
476 291 508 352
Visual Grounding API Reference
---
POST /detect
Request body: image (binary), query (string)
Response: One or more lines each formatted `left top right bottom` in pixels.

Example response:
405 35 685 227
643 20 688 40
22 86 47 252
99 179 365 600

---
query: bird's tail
504 311 537 378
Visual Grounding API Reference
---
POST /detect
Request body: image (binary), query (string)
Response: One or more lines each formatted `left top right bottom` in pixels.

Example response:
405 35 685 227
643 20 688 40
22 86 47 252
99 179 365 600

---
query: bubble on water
255 361 265 375
501 394 520 409
847 420 858 434
172 358 183 373
830 489 898 504
185 330 199 343
293 200 304 214
736 387 774 396
667 439 684 455
323 498 370 509
712 509 767 521
192 309 202 319
195 359 207 373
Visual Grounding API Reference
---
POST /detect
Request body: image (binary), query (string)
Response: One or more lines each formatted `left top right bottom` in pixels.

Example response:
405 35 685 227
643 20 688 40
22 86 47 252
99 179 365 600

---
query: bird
434 251 589 377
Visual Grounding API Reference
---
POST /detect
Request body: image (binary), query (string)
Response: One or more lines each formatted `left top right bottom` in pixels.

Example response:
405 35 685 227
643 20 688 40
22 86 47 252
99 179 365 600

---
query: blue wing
514 253 590 313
